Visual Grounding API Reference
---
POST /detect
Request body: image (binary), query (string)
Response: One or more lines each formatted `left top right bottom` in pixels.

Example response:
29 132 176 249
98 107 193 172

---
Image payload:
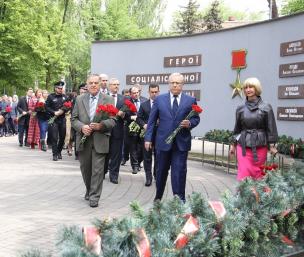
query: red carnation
260 165 265 170
96 104 107 113
5 106 12 113
271 163 278 170
125 100 137 112
63 101 72 108
192 104 203 113
36 102 45 108
105 104 119 116
281 235 294 246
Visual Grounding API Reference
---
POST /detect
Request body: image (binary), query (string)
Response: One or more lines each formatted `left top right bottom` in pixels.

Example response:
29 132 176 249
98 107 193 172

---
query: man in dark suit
104 78 126 184
145 73 200 202
125 86 142 174
136 84 160 186
72 74 115 208
17 88 33 146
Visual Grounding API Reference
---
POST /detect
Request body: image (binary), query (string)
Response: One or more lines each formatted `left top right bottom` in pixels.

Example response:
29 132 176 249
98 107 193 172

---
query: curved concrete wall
92 13 304 138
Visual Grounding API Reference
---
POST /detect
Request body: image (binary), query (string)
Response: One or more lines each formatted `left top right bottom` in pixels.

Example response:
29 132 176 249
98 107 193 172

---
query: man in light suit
72 74 116 208
145 73 200 202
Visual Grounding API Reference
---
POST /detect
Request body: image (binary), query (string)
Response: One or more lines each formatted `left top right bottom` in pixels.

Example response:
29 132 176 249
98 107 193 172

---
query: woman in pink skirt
230 78 278 181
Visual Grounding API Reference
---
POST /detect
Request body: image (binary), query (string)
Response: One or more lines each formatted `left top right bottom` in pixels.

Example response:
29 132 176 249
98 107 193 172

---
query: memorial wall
91 12 304 138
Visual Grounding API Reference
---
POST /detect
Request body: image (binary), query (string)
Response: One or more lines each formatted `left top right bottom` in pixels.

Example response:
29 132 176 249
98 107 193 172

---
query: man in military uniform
45 81 67 161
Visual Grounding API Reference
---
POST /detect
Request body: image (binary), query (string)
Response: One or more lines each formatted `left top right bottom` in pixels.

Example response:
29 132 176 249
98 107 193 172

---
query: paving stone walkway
0 136 237 256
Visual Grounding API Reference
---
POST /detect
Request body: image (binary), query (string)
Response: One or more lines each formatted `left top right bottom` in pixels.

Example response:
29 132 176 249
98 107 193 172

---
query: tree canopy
0 0 166 96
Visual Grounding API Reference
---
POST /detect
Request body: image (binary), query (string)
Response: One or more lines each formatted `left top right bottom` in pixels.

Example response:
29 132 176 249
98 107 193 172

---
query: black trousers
49 118 66 156
18 124 29 145
122 125 130 162
142 141 157 181
104 136 123 180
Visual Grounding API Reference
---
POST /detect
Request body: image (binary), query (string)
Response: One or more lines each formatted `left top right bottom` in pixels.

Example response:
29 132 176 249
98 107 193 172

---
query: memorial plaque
164 54 201 67
280 39 304 56
279 62 304 78
278 84 304 99
183 90 201 101
126 72 201 85
277 107 304 121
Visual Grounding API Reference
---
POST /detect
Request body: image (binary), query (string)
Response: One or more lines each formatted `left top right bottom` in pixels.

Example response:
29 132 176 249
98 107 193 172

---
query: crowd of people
0 73 278 208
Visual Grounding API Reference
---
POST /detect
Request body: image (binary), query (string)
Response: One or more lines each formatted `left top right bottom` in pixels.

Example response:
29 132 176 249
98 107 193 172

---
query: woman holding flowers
27 89 41 149
36 89 49 151
230 77 278 181
144 73 201 202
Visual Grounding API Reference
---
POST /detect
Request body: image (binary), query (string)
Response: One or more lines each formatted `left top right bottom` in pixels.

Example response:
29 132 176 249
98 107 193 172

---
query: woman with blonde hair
36 89 49 151
230 77 278 180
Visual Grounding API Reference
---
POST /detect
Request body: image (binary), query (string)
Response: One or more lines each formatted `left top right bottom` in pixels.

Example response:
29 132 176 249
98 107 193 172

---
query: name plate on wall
278 85 304 99
279 62 304 78
164 54 201 67
126 72 201 85
280 39 304 56
183 90 201 101
277 107 304 121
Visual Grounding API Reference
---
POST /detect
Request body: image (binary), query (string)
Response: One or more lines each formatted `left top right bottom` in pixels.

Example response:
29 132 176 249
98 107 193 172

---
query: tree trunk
267 0 278 18
45 66 51 89
62 0 69 24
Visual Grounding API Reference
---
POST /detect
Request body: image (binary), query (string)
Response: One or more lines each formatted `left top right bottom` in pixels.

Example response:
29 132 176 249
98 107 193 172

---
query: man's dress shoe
89 200 98 208
53 155 58 161
132 168 137 174
110 178 118 184
145 179 152 187
57 153 62 159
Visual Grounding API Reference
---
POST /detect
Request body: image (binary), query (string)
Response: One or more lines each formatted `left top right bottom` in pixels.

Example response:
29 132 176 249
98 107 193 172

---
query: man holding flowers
72 74 116 208
145 73 201 202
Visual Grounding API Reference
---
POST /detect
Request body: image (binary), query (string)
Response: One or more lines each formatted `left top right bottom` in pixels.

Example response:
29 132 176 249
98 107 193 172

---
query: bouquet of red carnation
62 101 72 111
165 104 203 144
35 101 46 112
79 104 119 145
48 100 72 125
5 106 12 113
120 99 137 113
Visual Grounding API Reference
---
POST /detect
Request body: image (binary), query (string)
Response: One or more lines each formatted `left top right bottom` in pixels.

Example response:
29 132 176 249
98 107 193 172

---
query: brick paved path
0 136 237 256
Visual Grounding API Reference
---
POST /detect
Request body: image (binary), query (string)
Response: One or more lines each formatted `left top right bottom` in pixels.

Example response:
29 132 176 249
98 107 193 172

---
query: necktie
112 94 116 106
172 95 178 117
90 96 96 121
135 99 140 111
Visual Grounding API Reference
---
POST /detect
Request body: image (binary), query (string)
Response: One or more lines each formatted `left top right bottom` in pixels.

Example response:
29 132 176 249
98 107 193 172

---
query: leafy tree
172 0 203 35
281 0 304 15
203 0 223 32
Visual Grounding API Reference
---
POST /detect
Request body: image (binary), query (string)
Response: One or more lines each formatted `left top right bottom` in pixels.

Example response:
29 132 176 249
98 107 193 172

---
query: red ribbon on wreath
174 214 199 249
134 228 151 257
82 226 101 255
208 201 227 220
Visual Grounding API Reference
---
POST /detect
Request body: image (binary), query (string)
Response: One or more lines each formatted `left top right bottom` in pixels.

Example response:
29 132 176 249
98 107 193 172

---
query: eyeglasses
88 82 99 85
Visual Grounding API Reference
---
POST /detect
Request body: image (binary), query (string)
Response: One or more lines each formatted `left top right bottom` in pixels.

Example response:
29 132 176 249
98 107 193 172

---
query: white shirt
89 94 99 121
111 93 117 107
170 92 181 107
